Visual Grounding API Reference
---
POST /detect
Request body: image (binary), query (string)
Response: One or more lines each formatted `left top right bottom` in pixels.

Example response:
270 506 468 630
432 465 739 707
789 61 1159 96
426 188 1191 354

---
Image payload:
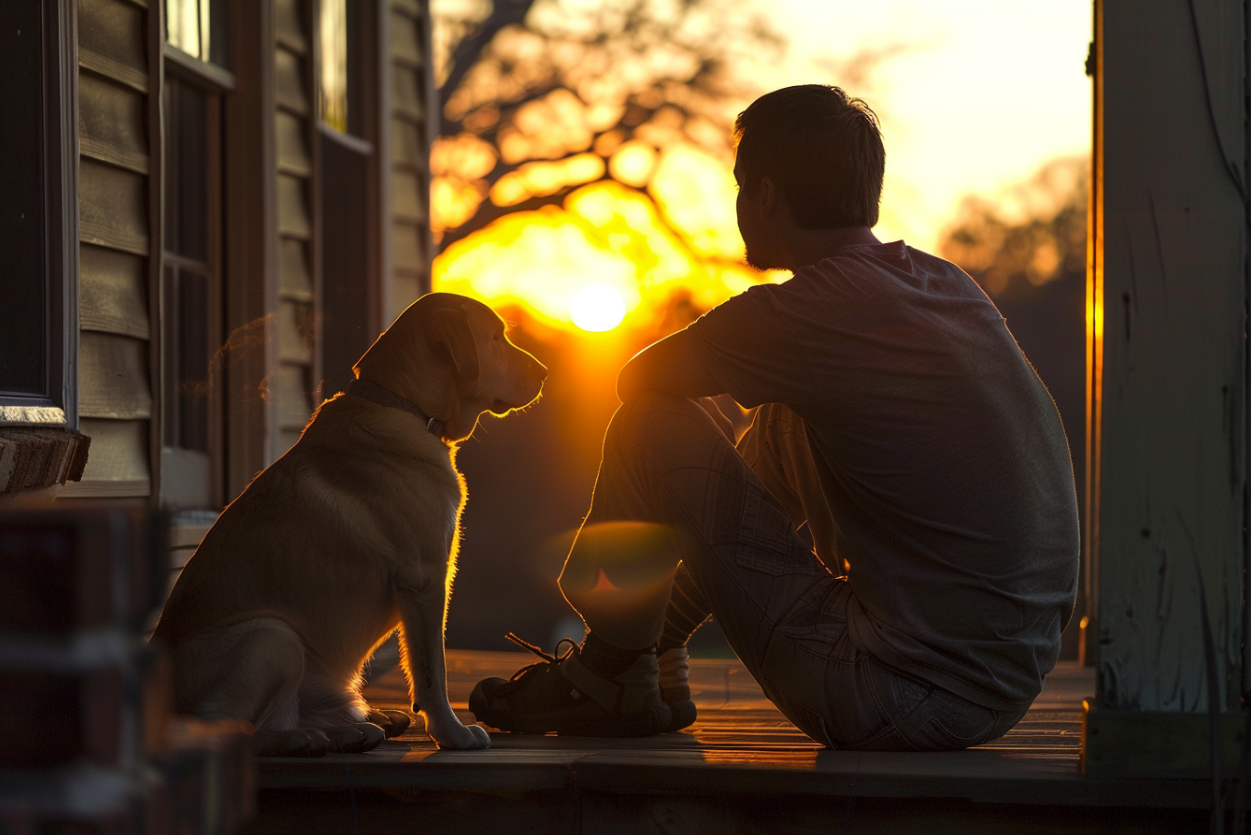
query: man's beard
744 245 776 272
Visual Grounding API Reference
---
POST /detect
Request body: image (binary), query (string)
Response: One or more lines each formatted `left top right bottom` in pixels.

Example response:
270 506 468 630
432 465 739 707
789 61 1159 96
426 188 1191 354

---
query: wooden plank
65 418 150 496
79 0 147 77
79 245 150 339
391 169 426 223
392 222 426 273
273 0 308 55
274 47 310 116
1097 0 1246 713
390 67 425 122
79 159 149 256
391 0 422 17
79 49 149 93
78 332 152 420
279 238 313 300
389 10 424 67
278 301 314 364
277 175 311 238
276 112 311 176
78 72 148 174
274 364 312 430
391 119 425 168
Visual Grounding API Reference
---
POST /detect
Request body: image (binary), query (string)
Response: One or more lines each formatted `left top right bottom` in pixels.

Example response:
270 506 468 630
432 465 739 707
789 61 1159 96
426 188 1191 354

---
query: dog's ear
430 305 480 382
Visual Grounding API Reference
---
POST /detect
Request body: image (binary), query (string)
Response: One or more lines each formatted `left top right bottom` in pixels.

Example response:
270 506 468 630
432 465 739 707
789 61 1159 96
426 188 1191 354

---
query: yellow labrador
152 293 547 754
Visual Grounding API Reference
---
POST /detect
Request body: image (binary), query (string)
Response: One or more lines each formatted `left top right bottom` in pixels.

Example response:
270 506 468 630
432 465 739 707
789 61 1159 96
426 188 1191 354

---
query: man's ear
758 176 778 217
429 305 480 382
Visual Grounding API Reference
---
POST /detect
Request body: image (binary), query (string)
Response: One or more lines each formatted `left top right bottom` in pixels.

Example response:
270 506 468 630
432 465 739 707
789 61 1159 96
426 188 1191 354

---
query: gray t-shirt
691 241 1079 710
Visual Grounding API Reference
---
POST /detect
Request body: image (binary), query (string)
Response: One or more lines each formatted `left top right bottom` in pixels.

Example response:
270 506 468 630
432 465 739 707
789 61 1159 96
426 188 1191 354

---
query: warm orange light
433 142 784 335
608 141 657 188
490 153 606 207
571 284 627 332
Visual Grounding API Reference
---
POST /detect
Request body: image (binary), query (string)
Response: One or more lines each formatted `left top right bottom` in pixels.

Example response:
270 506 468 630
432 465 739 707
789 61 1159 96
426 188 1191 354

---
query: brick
0 429 90 495
0 669 122 769
0 507 168 634
0 643 170 770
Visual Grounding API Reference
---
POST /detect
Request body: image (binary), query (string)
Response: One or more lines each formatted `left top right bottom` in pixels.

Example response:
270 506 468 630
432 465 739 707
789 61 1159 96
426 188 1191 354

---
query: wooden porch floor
250 654 1216 834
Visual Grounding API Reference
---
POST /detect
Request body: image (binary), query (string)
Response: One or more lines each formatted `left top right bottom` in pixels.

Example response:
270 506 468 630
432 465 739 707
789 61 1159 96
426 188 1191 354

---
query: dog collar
347 379 445 437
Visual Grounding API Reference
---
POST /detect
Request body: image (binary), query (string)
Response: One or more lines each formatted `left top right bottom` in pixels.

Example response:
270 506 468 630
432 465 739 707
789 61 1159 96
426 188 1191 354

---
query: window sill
0 427 91 495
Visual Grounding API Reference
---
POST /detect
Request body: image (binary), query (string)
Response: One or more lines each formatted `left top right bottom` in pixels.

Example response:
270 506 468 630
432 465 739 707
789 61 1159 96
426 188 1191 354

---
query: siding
388 0 434 318
272 0 319 454
68 0 156 497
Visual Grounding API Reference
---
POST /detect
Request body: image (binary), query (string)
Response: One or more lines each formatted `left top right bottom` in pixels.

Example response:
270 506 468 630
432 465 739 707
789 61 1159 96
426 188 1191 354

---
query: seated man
470 85 1079 749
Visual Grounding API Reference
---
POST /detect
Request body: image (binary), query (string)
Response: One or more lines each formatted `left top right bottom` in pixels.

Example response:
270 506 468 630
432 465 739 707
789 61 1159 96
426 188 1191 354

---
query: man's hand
617 327 724 402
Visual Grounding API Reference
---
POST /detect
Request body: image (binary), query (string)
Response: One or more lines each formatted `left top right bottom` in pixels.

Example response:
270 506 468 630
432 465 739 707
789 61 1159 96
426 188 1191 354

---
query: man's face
734 161 778 271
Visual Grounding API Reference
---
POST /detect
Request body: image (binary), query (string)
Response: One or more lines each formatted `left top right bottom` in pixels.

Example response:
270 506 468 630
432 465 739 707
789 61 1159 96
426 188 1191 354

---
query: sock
657 646 691 702
579 631 655 678
658 563 713 654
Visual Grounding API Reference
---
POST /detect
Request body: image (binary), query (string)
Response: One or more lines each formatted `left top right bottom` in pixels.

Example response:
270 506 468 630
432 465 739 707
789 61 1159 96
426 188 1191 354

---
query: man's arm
616 328 724 402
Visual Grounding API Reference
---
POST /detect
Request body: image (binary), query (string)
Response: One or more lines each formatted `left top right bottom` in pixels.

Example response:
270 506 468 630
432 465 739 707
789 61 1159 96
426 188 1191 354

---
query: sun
571 283 627 332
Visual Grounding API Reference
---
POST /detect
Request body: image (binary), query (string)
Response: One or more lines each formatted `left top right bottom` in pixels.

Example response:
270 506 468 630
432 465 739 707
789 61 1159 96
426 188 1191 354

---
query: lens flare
571 284 627 332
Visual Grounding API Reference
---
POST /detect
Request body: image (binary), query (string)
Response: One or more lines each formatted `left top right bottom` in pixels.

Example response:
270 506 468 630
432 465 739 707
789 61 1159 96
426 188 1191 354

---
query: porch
252 653 1213 834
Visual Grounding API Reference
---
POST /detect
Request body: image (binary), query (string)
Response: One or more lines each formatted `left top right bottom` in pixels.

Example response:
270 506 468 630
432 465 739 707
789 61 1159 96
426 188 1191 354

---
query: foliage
938 157 1088 298
431 0 784 251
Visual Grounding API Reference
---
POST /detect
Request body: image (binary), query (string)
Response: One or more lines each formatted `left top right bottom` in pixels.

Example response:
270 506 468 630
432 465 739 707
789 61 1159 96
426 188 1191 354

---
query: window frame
156 15 236 511
0 0 80 430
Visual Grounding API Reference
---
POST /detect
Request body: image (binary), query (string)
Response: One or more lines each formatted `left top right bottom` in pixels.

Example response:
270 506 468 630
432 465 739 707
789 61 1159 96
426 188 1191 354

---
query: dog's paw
366 709 413 738
326 722 386 753
432 721 491 751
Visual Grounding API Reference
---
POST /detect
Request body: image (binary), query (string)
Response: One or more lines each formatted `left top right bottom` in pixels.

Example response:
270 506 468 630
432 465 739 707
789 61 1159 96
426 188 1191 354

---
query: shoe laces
504 632 578 682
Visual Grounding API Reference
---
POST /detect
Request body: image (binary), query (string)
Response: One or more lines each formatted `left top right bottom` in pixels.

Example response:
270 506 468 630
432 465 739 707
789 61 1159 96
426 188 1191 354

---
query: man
470 85 1079 749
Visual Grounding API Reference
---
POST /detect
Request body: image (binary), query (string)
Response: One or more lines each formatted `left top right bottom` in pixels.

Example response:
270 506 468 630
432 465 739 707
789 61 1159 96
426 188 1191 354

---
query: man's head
733 85 885 267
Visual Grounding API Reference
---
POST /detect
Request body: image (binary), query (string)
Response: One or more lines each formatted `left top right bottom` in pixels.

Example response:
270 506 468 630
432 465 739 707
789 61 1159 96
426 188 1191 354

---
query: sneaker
658 646 697 732
469 634 671 737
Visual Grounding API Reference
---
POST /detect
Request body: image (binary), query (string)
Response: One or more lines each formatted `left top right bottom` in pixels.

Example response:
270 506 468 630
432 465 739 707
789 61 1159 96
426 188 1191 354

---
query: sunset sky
760 0 1093 251
431 0 1093 332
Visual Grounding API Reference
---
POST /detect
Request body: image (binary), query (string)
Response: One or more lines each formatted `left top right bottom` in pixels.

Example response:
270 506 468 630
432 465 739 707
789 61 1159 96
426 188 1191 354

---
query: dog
152 293 547 754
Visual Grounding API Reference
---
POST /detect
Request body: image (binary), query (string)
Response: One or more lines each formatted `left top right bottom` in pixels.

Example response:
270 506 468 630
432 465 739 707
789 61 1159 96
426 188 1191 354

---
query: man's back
691 241 1081 710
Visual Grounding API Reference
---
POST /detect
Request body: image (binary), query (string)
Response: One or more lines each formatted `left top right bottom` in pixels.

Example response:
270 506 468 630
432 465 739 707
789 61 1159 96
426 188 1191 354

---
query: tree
428 0 793 335
939 157 1087 299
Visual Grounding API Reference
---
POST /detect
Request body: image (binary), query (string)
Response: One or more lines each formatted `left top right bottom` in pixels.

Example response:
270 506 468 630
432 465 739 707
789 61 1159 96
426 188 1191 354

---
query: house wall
49 0 435 505
387 0 436 323
69 0 159 498
272 0 321 456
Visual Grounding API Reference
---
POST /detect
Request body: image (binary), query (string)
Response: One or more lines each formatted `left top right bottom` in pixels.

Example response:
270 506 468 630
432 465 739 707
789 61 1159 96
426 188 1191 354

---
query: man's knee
606 392 720 454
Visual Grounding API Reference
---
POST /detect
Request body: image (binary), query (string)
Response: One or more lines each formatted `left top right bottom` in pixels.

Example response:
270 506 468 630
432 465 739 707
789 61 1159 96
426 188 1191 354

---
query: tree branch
439 0 539 130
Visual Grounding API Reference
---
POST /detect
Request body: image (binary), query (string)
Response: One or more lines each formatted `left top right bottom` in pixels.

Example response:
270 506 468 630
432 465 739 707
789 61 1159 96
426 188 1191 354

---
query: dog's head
355 293 547 443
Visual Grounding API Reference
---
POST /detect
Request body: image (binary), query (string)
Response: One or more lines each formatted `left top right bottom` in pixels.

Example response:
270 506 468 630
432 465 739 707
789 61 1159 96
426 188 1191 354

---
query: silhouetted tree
431 0 785 249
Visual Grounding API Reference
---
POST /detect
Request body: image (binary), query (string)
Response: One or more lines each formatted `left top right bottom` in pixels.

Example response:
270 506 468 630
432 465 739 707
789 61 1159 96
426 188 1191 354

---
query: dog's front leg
394 568 490 750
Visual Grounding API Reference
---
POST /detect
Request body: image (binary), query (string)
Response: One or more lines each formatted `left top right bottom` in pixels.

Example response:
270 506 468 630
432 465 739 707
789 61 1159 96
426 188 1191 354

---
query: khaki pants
558 392 1025 750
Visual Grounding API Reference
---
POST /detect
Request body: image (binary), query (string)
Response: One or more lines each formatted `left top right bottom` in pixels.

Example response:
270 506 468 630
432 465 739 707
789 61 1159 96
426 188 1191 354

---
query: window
0 0 76 427
160 0 230 509
165 0 229 67
318 0 378 397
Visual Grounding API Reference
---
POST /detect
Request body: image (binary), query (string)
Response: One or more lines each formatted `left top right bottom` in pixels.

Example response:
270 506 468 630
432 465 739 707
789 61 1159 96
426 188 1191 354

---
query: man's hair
733 85 885 229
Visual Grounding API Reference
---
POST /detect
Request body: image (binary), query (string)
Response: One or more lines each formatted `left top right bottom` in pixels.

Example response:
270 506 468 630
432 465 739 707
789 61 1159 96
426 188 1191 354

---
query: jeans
558 392 1026 750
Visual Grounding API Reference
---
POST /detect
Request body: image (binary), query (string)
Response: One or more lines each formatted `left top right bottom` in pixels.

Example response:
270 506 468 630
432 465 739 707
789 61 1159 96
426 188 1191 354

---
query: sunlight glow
434 146 774 333
571 284 627 332
430 0 1089 338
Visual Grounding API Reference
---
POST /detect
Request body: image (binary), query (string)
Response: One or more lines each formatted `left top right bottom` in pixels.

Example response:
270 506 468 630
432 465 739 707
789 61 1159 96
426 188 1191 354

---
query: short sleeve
690 283 806 409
